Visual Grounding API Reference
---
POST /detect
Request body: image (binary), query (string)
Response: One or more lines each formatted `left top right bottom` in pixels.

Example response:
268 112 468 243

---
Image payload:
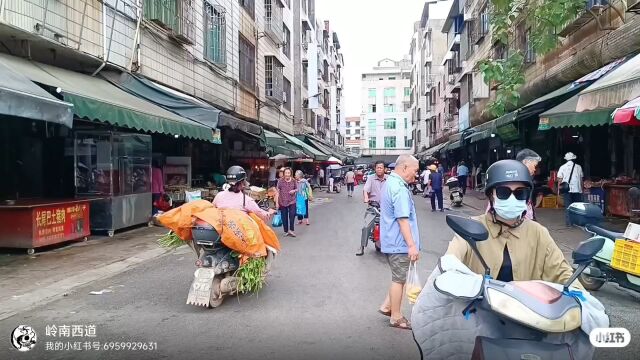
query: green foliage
157 231 185 249
480 0 586 116
235 256 267 294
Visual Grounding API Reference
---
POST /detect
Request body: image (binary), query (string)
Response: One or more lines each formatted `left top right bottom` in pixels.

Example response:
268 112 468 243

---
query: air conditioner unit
588 0 608 10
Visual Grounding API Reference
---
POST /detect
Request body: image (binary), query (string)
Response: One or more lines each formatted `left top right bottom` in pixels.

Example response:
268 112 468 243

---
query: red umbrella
612 96 640 126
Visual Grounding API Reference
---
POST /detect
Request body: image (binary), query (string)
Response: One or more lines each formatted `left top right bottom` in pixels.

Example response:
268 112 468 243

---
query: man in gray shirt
364 161 388 203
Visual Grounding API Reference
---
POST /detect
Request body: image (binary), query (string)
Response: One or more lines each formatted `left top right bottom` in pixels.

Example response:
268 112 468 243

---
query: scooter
414 214 606 359
568 203 640 293
411 176 425 195
186 219 275 308
446 177 463 207
356 201 381 256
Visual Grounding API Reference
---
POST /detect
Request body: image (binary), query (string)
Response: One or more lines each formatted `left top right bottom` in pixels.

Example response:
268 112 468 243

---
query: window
388 77 396 80
479 6 489 38
282 23 291 58
368 119 376 129
384 118 396 129
239 34 255 88
204 2 226 66
369 137 377 148
384 136 396 148
265 56 284 102
368 88 376 98
144 0 195 43
404 136 410 148
384 104 395 113
264 0 283 43
384 87 396 97
302 63 308 88
368 104 377 113
404 118 407 129
239 0 254 19
346 129 351 134
356 121 360 127
519 24 535 64
404 87 411 96
355 129 360 134
283 76 291 110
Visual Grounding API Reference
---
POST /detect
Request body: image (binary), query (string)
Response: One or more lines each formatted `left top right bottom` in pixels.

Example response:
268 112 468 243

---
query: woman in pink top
277 167 299 237
212 166 274 222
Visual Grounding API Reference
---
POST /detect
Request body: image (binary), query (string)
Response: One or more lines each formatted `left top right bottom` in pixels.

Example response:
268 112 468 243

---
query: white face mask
493 194 527 220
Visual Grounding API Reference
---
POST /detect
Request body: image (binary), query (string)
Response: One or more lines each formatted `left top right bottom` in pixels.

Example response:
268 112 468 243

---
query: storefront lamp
56 87 62 93
493 149 497 152
174 134 179 138
507 149 512 154
490 133 496 137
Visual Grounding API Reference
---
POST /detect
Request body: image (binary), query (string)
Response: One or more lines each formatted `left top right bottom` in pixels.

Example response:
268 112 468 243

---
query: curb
0 246 188 321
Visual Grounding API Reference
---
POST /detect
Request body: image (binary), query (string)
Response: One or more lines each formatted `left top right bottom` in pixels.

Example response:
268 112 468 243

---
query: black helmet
484 160 533 197
226 166 247 185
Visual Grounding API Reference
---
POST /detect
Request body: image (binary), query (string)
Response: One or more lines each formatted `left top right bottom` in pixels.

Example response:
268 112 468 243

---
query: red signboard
33 202 90 243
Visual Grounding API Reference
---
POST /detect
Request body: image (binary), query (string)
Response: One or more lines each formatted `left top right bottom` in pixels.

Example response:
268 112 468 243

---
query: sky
316 0 430 117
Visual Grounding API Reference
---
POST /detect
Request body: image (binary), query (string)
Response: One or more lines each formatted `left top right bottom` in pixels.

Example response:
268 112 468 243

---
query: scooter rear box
567 202 603 226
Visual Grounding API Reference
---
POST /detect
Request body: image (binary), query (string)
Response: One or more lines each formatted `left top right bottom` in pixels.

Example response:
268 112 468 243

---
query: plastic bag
271 210 283 227
405 261 422 304
185 190 202 203
296 193 307 217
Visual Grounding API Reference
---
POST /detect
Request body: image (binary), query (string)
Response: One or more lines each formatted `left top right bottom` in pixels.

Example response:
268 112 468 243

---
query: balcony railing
558 0 610 37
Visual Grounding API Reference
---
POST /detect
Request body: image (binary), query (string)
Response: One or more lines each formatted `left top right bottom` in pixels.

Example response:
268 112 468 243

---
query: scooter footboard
471 337 572 360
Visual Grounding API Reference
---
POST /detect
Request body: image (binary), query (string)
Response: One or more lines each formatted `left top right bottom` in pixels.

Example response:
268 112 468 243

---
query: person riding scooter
212 166 276 221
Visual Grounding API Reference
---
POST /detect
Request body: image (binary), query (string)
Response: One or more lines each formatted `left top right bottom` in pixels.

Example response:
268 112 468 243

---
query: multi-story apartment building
0 0 343 146
360 58 413 157
344 116 363 155
313 19 345 146
409 1 450 154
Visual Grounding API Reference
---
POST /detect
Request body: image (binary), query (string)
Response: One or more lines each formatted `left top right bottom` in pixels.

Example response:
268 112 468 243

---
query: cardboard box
624 223 640 242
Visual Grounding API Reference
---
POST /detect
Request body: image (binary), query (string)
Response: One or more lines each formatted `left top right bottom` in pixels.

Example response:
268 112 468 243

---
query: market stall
604 184 640 218
73 131 152 236
0 199 91 254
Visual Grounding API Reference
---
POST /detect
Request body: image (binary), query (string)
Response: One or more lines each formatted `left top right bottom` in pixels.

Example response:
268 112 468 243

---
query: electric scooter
446 177 463 207
356 201 381 256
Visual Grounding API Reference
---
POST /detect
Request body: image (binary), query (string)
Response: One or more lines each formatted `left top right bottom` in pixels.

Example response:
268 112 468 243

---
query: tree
479 0 587 117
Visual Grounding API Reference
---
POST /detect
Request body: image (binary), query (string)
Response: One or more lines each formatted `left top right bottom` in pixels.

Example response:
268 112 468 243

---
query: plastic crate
542 196 557 208
611 239 640 276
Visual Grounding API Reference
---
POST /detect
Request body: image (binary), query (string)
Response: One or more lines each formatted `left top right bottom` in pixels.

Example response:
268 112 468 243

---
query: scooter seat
585 224 624 241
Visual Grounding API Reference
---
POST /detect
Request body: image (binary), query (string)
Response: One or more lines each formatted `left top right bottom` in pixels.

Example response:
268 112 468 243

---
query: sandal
389 317 412 330
288 232 297 237
378 309 391 317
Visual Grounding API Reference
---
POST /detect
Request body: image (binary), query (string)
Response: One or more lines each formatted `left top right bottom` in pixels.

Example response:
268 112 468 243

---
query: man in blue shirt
456 161 469 195
378 154 421 330
428 164 444 211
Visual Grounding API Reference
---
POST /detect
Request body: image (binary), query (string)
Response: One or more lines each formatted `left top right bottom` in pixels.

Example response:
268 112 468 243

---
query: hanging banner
538 118 551 131
212 129 222 144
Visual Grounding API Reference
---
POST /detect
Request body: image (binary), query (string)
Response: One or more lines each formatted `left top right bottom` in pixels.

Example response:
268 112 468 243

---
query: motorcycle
356 201 381 256
186 219 275 308
413 214 608 360
446 176 463 207
567 202 640 294
411 175 425 195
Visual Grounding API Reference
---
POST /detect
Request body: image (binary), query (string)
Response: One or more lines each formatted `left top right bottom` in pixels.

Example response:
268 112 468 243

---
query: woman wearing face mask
446 160 582 286
212 166 276 222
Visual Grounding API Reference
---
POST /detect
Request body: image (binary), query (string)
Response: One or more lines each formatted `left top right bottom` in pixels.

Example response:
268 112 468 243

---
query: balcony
558 0 610 37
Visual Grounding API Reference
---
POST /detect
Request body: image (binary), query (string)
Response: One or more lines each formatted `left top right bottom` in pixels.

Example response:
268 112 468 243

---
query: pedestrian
268 163 278 188
295 170 312 226
318 167 325 187
457 161 469 195
557 152 584 226
328 170 334 193
151 159 164 215
428 164 444 212
378 154 421 330
363 161 387 203
345 167 356 197
420 166 431 198
437 163 445 177
276 167 299 237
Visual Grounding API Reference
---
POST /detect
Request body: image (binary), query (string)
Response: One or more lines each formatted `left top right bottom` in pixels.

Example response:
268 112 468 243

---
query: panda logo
11 325 37 352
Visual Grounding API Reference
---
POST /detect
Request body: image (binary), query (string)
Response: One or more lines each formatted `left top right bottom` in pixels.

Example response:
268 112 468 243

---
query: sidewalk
0 226 185 321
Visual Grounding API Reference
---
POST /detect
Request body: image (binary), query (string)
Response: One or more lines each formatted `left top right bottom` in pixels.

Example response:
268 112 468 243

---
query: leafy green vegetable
235 257 267 294
157 231 186 249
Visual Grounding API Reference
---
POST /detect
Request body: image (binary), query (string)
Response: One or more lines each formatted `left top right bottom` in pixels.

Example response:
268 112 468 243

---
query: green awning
446 140 461 151
280 132 329 161
539 93 614 129
265 130 305 157
0 53 214 142
0 58 74 127
303 136 340 159
496 123 519 141
495 111 517 127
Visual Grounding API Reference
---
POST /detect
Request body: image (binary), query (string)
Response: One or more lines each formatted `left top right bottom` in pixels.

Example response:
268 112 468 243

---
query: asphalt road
1 186 638 360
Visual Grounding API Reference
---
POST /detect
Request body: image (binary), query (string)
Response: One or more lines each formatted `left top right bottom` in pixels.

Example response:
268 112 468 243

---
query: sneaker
440 209 445 212
431 209 436 212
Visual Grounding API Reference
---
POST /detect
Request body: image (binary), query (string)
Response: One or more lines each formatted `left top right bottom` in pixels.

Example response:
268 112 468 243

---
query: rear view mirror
572 237 606 264
446 215 489 243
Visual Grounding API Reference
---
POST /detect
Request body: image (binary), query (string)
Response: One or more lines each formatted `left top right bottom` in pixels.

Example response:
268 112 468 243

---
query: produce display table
0 199 91 254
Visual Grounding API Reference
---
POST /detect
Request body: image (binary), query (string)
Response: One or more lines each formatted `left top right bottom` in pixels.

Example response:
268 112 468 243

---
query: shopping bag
296 193 307 217
405 261 422 304
271 210 283 227
185 190 202 203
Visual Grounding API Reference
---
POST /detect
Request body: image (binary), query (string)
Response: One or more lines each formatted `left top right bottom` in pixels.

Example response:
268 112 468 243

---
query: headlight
486 288 582 333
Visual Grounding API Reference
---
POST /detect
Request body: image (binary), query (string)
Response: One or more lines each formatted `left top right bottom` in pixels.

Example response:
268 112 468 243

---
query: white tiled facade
360 58 413 156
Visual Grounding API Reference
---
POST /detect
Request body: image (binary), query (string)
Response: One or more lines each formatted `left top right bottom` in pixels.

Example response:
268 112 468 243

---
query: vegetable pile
234 256 267 294
157 231 185 249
